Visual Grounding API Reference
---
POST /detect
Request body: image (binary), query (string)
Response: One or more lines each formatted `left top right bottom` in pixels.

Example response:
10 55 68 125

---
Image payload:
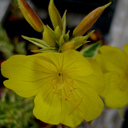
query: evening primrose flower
95 44 128 108
2 50 105 127
1 0 109 126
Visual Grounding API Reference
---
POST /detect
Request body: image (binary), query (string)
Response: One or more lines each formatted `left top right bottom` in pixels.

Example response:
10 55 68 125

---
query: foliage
0 88 40 128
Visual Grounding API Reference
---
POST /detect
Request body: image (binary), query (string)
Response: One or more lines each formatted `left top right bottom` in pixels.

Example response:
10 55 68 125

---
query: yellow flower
1 50 105 127
95 44 128 108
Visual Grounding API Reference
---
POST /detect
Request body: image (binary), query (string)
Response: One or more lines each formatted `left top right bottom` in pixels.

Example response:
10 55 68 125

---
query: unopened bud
54 26 62 39
62 41 75 52
43 25 56 46
18 0 44 32
48 0 63 31
73 2 111 37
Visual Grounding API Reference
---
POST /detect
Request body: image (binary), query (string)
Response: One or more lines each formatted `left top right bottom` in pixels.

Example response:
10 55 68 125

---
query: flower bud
59 35 65 47
18 0 44 32
61 41 75 52
43 25 56 47
54 26 62 40
48 0 63 31
73 2 111 37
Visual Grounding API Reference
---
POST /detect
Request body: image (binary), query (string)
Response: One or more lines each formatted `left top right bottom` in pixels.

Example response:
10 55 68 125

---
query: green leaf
22 35 51 48
80 41 102 58
31 48 56 53
0 88 39 128
15 42 27 54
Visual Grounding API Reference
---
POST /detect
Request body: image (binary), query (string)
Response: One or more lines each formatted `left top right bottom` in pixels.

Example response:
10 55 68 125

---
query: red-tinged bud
17 0 44 32
73 2 111 37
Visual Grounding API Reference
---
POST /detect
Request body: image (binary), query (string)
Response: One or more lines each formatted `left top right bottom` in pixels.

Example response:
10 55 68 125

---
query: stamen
50 72 83 115
69 98 83 115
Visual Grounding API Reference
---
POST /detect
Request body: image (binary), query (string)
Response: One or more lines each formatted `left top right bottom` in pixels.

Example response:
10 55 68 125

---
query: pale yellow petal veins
1 53 57 97
63 50 93 76
73 80 104 121
33 88 83 127
33 87 62 125
3 78 51 97
1 54 56 81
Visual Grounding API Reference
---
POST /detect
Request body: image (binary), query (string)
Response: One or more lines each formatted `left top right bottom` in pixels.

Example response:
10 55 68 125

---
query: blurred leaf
0 25 14 58
0 25 27 59
0 88 40 128
15 41 27 54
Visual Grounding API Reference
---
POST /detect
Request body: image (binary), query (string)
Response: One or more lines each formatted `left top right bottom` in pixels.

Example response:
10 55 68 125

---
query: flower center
50 71 83 114
51 71 74 98
58 72 63 77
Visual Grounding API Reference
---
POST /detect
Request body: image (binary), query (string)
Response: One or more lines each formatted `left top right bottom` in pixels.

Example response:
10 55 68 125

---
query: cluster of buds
18 0 111 53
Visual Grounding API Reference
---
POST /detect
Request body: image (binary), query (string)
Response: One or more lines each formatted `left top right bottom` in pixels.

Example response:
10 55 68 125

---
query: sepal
31 48 56 53
22 35 50 48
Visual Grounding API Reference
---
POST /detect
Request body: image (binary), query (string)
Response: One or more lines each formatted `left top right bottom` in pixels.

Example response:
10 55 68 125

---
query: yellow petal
101 71 128 108
33 72 104 126
65 57 105 95
105 89 128 108
33 86 83 127
3 78 51 97
1 54 56 80
1 54 57 97
72 80 104 121
83 57 105 95
95 45 128 73
101 72 120 98
63 50 93 76
123 44 128 57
